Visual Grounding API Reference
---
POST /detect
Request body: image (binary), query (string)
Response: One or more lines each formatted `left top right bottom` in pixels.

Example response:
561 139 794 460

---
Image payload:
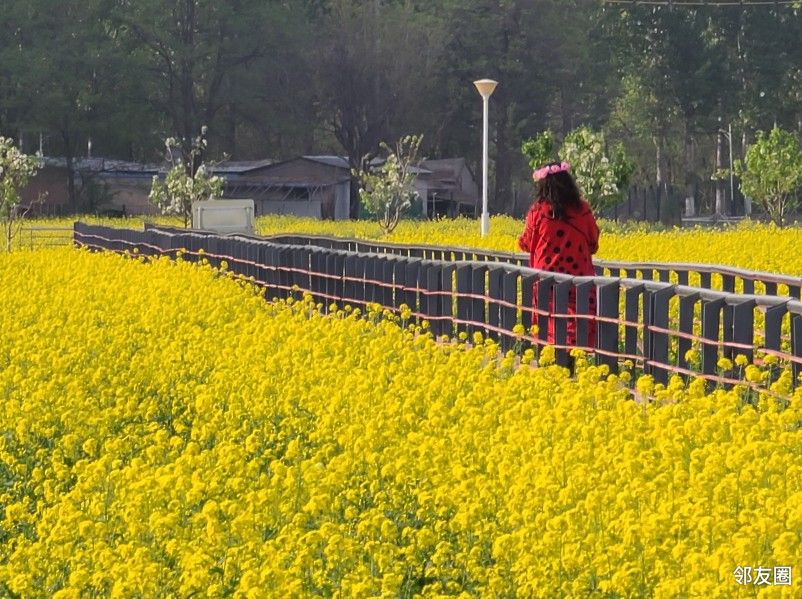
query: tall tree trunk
492 95 511 214
742 130 751 216
180 0 197 148
62 122 77 213
798 106 802 147
654 137 662 189
223 101 237 158
715 129 726 216
684 128 695 217
559 86 571 137
653 132 670 222
348 156 362 219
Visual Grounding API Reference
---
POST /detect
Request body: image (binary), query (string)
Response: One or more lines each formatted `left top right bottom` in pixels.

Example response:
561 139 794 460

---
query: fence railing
254 232 802 300
16 226 73 250
141 224 802 301
78 223 802 390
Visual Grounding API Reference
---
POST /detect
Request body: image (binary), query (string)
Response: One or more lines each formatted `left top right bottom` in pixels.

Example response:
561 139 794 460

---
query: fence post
536 276 554 349
247 240 260 280
400 259 419 316
332 253 345 305
422 261 443 336
622 283 640 357
648 287 674 385
228 239 243 277
365 254 381 306
701 298 725 382
440 263 456 339
255 244 270 297
299 246 313 296
552 279 572 367
596 281 620 373
763 304 787 353
574 280 594 352
418 260 434 323
792 312 802 383
277 246 292 299
343 254 362 307
382 255 398 309
184 234 199 264
471 265 488 336
363 255 378 304
677 292 699 373
309 248 326 303
731 299 756 365
487 266 504 342
721 275 736 359
500 270 519 351
521 274 537 339
455 264 472 336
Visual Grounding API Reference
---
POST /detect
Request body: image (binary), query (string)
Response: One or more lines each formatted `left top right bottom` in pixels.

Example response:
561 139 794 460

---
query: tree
601 5 728 213
522 127 634 213
520 131 557 172
356 135 423 233
149 130 224 227
113 0 276 156
732 126 802 227
0 137 40 251
312 0 442 218
0 0 149 210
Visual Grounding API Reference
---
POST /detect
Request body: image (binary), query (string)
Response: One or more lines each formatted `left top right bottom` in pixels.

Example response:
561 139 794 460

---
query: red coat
518 199 599 273
518 199 600 348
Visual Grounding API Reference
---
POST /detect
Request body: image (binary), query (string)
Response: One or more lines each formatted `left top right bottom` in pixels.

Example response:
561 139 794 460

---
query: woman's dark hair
535 163 582 220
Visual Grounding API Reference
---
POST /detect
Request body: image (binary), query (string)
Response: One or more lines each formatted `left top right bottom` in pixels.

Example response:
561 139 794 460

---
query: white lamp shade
473 79 498 98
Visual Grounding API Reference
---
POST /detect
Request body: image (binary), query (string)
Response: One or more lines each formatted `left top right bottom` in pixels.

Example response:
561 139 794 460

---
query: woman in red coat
518 161 599 350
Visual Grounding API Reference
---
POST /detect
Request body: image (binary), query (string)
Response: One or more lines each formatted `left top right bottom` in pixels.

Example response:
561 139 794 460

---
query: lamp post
474 79 498 236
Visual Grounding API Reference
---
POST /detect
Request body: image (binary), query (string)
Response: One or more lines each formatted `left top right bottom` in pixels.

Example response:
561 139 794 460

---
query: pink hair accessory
533 161 570 182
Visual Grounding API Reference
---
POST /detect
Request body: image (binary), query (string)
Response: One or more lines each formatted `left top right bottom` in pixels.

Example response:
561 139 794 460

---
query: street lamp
474 78 498 237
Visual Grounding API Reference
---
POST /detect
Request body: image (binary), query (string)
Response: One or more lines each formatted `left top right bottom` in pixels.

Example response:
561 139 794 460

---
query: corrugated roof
422 157 477 182
366 156 431 175
303 155 350 169
40 156 278 175
228 178 350 189
211 159 274 174
421 157 467 170
42 156 162 173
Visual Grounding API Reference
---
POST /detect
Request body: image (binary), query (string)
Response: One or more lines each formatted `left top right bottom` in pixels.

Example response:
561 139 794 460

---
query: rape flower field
1 247 802 597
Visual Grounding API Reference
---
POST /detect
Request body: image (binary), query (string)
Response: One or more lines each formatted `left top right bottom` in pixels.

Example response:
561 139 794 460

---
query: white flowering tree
522 127 634 213
149 128 224 227
0 137 41 251
356 135 423 233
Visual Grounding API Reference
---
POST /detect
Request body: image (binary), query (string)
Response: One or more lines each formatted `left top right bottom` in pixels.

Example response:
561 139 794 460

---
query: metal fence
76 222 802 390
16 226 73 250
